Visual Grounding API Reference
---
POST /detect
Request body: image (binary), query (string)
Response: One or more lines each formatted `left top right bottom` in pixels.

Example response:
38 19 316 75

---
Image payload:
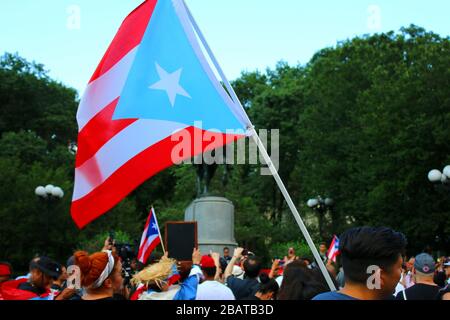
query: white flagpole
182 0 336 291
248 127 336 291
152 207 166 254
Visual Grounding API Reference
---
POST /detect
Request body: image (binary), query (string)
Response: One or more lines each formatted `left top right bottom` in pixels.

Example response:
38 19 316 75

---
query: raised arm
224 247 243 281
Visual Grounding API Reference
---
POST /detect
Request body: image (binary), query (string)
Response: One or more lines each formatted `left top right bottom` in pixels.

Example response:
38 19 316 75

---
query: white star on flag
149 62 191 107
151 222 158 230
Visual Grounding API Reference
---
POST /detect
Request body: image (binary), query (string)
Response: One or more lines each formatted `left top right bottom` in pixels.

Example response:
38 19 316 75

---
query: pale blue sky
1 0 449 96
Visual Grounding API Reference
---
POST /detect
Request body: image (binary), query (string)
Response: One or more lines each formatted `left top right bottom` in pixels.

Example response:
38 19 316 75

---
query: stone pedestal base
185 196 237 254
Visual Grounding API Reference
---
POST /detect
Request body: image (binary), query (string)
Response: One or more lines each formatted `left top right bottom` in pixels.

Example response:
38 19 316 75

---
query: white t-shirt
196 280 235 300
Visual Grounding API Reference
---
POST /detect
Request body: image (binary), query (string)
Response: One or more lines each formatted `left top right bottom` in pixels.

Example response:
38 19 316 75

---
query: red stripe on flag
75 98 137 167
137 225 150 261
71 127 243 228
89 0 157 83
142 238 161 265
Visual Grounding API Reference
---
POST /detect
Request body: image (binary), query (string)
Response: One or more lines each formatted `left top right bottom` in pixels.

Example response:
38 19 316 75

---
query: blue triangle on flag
113 0 246 133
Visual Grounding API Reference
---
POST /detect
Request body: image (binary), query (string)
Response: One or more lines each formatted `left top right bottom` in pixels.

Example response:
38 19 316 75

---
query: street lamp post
428 165 450 189
35 184 64 254
427 165 450 253
307 196 334 240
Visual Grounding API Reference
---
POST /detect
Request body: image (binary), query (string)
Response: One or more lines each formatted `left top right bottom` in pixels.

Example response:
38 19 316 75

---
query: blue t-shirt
312 291 359 300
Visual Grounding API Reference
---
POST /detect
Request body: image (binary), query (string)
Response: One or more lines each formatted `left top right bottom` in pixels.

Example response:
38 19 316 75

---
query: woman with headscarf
74 250 124 300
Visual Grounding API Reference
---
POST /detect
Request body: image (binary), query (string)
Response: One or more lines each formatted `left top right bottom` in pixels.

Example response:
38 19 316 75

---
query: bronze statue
194 146 232 197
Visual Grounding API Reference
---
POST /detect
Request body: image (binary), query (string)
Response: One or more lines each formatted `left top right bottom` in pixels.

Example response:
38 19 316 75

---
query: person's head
339 226 407 299
200 255 216 280
443 258 450 278
243 256 262 279
406 257 415 272
412 253 435 282
301 257 312 266
319 243 327 254
0 262 12 283
287 247 295 258
278 260 329 300
255 273 279 300
132 256 180 293
74 250 123 296
223 247 230 258
55 265 68 285
29 257 62 291
177 261 192 283
130 258 138 271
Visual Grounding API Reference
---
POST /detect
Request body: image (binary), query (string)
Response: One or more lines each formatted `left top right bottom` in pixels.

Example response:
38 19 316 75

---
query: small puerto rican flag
327 235 340 263
137 207 162 264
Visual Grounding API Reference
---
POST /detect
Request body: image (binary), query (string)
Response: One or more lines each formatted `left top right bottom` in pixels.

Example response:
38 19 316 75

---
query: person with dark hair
395 253 441 300
51 265 67 292
0 257 62 300
243 273 279 300
196 253 234 300
278 260 329 300
223 247 232 263
313 226 407 300
224 247 262 300
434 257 450 288
302 257 312 266
319 242 328 263
403 256 416 288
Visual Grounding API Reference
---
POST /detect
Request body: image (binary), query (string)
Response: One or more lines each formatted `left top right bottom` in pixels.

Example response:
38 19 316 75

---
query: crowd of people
0 226 449 301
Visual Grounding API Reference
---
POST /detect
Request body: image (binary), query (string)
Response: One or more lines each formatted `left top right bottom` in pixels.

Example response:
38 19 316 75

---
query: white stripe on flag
139 225 149 249
76 47 139 131
139 234 158 262
72 119 187 201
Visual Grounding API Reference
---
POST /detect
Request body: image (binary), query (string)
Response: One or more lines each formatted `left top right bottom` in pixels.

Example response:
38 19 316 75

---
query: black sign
165 221 198 261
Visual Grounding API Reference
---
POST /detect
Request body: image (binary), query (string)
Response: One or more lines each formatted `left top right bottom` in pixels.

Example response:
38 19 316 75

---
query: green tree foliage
298 25 450 253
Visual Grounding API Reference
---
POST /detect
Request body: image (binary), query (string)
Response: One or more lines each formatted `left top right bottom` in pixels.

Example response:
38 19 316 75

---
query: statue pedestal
185 196 237 254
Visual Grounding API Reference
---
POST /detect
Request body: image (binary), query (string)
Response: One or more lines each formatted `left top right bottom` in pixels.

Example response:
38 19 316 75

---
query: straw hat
131 256 178 287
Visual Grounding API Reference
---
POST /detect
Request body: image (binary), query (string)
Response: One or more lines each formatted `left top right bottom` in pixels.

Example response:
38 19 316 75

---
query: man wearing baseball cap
0 256 62 300
195 254 235 300
396 253 440 300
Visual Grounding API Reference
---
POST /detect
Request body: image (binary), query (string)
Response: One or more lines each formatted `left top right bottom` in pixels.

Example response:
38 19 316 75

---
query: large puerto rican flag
72 0 251 228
